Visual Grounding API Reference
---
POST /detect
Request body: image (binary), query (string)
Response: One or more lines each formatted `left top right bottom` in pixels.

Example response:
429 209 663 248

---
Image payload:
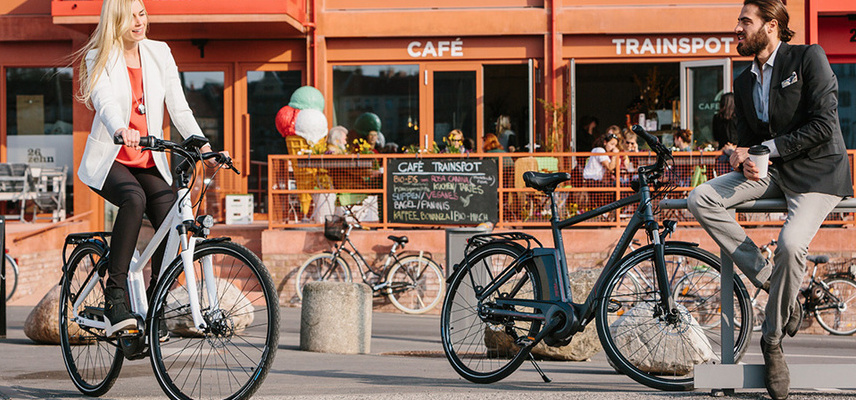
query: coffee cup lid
749 145 770 155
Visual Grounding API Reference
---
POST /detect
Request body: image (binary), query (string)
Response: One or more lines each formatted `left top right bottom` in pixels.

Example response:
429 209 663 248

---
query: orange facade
3 0 853 228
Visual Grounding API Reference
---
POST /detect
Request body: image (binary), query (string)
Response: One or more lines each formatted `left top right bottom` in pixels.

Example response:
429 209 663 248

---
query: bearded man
686 1 852 399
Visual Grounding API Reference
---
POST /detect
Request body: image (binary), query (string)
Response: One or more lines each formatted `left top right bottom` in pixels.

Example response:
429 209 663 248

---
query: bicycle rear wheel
386 255 444 314
149 240 279 400
441 242 540 383
814 277 856 335
596 244 752 391
59 242 123 397
294 252 352 300
4 253 18 301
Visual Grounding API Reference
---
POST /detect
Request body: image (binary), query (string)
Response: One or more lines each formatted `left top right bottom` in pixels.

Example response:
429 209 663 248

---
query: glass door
680 59 732 146
238 64 302 216
424 64 480 151
170 66 230 219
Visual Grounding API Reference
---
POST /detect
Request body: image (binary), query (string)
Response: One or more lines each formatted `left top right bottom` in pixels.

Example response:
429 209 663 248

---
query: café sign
407 39 464 58
612 37 735 56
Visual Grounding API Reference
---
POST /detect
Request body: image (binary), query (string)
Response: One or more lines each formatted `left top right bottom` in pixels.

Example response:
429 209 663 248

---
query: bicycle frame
71 185 213 332
329 225 406 285
480 168 678 340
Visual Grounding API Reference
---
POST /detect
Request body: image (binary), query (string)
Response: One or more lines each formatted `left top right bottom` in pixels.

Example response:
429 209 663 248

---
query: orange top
116 66 155 169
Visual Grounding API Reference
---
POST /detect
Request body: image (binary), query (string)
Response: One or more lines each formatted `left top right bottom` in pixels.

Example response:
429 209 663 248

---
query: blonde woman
75 0 228 336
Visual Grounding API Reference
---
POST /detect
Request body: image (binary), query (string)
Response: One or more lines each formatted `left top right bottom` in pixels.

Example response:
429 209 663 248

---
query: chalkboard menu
388 158 498 225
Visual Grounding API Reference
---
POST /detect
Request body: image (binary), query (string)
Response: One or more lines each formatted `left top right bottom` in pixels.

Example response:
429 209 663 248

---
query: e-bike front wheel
596 244 752 391
149 240 279 400
59 242 123 397
386 255 444 314
294 252 352 300
814 277 856 336
441 242 541 384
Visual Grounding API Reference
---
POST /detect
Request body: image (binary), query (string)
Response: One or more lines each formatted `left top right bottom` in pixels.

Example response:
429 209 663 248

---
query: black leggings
93 162 176 291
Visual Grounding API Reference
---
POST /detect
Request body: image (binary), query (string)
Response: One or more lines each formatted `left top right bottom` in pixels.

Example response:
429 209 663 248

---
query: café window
332 65 420 150
575 63 679 148
5 67 74 212
170 71 225 157
832 63 856 148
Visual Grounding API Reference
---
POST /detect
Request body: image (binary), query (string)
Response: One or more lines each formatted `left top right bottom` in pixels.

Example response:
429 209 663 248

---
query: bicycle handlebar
113 135 239 174
631 124 672 176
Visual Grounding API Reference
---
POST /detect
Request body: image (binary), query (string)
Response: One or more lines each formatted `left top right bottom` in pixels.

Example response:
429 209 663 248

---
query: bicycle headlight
197 215 214 229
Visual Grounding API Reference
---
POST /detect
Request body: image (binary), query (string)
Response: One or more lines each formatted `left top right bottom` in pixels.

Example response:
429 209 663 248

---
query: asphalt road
1 306 854 400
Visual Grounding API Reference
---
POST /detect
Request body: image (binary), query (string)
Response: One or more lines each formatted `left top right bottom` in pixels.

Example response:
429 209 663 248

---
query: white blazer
78 39 205 190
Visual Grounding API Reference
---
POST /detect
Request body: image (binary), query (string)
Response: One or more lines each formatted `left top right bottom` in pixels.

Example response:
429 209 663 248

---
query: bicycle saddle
807 255 829 264
388 235 409 244
523 171 571 193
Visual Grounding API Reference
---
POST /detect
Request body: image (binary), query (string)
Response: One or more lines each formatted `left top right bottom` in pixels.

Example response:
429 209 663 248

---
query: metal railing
267 151 856 229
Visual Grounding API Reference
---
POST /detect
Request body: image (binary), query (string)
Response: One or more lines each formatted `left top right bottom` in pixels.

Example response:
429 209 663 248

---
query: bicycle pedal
118 328 142 338
607 299 622 313
515 336 535 347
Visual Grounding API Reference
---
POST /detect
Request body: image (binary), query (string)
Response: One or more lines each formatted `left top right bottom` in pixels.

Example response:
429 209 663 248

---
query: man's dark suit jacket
734 41 853 197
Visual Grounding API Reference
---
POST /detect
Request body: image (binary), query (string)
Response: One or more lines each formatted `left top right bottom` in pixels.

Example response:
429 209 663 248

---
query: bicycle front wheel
596 244 752 391
294 252 352 300
59 242 123 397
149 240 279 400
386 255 444 314
814 277 856 336
4 253 18 301
441 242 540 384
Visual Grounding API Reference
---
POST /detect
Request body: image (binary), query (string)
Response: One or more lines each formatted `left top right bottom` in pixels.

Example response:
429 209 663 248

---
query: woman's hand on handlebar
114 128 142 151
200 144 231 168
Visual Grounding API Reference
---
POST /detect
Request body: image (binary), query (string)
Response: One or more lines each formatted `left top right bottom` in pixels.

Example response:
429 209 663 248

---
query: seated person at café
673 129 692 152
326 126 349 154
582 132 620 184
483 134 505 153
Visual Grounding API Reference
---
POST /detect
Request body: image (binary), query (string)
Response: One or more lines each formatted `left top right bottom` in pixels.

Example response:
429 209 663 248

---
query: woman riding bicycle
74 0 228 336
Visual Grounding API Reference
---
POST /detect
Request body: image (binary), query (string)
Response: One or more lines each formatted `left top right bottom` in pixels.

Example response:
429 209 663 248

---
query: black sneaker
104 287 137 337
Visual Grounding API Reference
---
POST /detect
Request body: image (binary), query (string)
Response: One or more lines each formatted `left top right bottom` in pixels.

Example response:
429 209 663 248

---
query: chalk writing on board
387 158 498 225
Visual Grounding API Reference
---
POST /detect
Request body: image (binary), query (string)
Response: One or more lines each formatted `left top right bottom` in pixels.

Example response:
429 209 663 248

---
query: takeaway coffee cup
748 145 771 179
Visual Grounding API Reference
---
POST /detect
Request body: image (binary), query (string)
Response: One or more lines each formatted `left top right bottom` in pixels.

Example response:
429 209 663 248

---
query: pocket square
781 71 798 88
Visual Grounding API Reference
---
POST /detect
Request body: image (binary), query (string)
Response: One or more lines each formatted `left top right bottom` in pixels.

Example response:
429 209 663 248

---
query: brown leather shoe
783 302 803 337
760 337 790 400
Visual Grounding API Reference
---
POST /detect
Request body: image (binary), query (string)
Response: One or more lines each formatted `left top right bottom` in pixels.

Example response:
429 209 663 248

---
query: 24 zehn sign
387 158 498 225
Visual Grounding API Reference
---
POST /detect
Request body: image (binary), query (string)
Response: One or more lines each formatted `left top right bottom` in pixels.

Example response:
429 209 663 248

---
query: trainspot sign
612 37 736 56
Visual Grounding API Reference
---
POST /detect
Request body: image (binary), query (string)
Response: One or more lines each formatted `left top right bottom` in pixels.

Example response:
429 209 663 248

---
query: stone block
300 281 371 354
24 285 86 345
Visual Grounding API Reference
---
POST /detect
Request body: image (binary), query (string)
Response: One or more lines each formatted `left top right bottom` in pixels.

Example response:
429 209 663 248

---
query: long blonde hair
74 0 145 108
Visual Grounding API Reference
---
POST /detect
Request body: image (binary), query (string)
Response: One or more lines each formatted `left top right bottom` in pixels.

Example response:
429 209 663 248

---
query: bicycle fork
647 220 679 322
180 235 217 331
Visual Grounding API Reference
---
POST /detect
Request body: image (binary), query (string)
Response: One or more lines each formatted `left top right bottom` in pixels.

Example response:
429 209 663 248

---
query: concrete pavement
1 306 855 399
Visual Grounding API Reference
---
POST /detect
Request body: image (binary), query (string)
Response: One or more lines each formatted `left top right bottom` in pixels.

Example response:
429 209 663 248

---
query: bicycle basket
324 215 346 241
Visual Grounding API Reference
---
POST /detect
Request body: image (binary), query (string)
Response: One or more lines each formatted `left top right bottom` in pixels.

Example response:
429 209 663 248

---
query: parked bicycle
441 126 753 391
688 239 856 336
295 213 444 314
2 250 18 301
59 136 279 400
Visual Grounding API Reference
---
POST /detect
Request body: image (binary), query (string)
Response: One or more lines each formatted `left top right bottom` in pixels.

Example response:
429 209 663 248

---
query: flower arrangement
352 138 375 154
310 138 329 155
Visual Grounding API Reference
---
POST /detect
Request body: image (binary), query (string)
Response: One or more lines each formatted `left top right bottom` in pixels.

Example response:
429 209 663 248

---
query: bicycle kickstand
528 353 551 383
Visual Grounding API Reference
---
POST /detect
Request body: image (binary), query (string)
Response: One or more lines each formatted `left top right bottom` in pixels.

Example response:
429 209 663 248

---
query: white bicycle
58 136 279 400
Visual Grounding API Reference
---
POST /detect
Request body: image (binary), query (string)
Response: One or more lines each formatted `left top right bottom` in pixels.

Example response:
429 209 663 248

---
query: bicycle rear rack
464 232 543 256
